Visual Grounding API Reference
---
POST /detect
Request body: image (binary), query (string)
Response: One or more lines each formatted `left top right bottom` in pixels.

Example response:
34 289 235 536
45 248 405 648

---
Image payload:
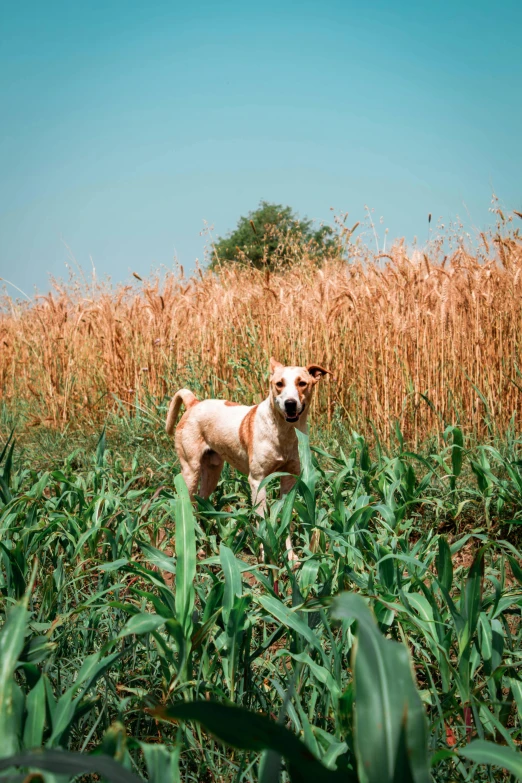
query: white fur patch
274 367 304 418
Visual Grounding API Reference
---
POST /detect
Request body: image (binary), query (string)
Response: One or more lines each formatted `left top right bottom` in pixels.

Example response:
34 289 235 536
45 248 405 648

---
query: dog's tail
165 389 198 435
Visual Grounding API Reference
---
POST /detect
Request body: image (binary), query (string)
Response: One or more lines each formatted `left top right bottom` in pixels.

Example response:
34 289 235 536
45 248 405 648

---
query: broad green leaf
220 543 243 625
443 425 463 490
140 541 176 575
321 737 349 771
174 475 196 637
257 595 323 653
297 481 316 526
436 537 453 592
118 613 165 638
71 650 121 697
507 555 522 587
331 593 430 783
277 650 341 702
26 470 50 499
140 741 180 783
96 427 107 467
48 690 76 746
0 749 142 783
509 677 522 720
224 594 251 696
292 692 322 759
73 525 105 558
477 613 492 664
0 430 15 473
149 701 350 783
97 558 129 572
296 429 320 497
23 675 46 748
277 483 298 539
377 545 395 591
299 559 320 595
493 594 522 619
477 704 516 748
459 547 485 656
0 599 30 758
458 739 522 779
401 592 450 689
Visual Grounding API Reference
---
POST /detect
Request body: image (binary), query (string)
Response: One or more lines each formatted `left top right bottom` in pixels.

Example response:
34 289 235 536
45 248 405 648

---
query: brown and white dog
165 358 330 560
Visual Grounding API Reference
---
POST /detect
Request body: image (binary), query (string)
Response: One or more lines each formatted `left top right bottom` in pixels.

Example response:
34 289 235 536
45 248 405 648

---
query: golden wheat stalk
1 222 521 444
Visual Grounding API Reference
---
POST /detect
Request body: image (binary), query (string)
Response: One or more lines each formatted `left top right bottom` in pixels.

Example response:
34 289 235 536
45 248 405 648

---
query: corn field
0 426 521 782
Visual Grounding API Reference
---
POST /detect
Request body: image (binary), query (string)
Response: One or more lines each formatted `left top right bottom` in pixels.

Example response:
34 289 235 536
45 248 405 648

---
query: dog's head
269 357 331 424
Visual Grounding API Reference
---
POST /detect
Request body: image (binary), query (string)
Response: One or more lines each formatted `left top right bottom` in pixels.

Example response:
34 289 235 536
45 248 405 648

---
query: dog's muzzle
284 399 302 422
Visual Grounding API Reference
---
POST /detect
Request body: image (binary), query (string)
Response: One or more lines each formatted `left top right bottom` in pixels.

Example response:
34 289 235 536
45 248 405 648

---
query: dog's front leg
249 476 267 514
248 475 267 562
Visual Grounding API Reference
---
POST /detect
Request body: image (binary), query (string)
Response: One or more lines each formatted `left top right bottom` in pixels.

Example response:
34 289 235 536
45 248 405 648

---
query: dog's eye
298 381 307 388
275 381 284 390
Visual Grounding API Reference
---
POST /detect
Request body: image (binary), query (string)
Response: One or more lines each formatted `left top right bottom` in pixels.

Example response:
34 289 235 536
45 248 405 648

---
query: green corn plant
469 448 498 529
0 430 15 506
218 543 251 697
474 444 522 524
0 578 138 779
1 426 521 782
443 425 464 494
149 591 521 782
330 592 431 783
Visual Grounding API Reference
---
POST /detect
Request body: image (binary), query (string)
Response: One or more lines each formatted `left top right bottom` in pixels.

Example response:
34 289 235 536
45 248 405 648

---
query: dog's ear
307 364 331 381
269 357 283 374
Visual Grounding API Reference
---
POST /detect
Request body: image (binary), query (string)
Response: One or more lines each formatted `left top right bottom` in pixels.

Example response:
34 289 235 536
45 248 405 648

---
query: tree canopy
209 201 337 269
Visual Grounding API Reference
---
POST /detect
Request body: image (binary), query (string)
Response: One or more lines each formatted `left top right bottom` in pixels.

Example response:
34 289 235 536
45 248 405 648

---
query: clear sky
1 0 521 295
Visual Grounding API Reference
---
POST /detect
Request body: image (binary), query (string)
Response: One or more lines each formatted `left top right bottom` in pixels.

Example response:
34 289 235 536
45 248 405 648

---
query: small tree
209 201 337 269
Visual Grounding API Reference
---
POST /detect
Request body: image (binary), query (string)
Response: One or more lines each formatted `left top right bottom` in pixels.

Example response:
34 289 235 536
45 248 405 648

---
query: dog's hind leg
200 450 224 498
192 449 223 562
175 420 205 498
179 454 201 498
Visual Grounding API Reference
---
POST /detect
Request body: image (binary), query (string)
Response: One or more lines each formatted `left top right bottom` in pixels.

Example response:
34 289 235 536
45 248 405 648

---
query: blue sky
1 0 521 294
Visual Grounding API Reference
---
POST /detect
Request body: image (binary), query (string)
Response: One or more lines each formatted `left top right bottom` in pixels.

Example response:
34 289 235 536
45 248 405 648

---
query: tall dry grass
1 214 522 443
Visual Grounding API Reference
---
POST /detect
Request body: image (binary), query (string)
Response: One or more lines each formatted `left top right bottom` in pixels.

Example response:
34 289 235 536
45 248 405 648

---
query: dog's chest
252 403 304 472
274 443 296 464
257 433 298 472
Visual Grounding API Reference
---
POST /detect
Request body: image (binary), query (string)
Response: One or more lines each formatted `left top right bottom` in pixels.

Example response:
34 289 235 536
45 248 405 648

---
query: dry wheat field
1 214 522 443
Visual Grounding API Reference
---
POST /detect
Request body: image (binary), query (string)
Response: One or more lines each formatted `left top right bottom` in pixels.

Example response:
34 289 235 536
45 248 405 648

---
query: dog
165 358 330 561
